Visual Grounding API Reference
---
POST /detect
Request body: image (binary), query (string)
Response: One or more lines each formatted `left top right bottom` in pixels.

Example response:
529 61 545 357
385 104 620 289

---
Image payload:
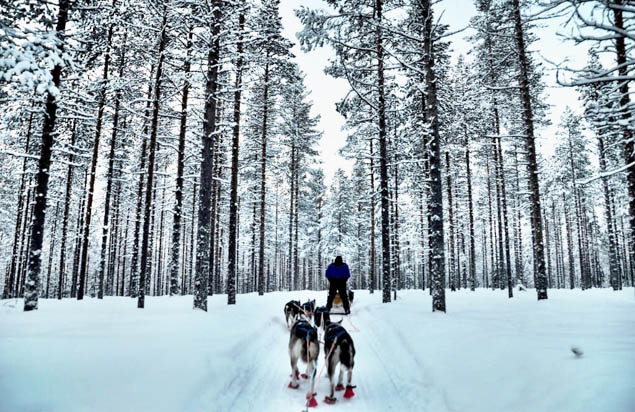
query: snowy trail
1 289 635 412
187 293 435 411
347 304 446 411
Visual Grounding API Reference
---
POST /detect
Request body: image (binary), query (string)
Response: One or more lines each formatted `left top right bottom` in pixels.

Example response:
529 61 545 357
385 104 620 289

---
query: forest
0 0 633 313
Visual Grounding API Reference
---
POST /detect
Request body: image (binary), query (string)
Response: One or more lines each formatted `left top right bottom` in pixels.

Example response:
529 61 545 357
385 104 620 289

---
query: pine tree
227 2 248 304
11 0 72 310
194 0 222 311
168 16 194 297
251 0 293 297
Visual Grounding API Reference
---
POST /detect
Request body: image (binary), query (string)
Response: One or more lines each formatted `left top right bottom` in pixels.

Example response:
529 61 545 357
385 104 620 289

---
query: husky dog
323 321 356 404
314 306 330 330
288 319 320 389
347 290 354 305
302 299 316 320
284 300 302 328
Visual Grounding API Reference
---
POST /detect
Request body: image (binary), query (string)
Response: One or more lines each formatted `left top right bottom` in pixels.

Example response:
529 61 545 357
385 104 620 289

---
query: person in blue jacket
325 256 351 314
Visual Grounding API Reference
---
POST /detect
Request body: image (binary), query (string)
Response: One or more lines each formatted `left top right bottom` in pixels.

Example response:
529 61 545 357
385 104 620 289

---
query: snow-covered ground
1 288 634 412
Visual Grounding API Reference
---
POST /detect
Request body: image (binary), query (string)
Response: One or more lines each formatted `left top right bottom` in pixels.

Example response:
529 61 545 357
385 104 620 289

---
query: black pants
326 279 350 312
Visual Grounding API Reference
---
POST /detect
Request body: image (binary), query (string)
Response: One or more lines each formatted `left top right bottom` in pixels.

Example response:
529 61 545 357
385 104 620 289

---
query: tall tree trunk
565 121 589 290
288 143 295 290
187 180 198 295
376 0 392 304
215 179 223 294
71 172 87 298
612 2 635 270
393 152 401 293
496 137 513 297
492 137 505 290
45 202 60 298
147 146 159 294
317 193 323 291
195 1 222 311
23 0 70 311
512 0 547 300
356 197 362 289
481 220 488 288
421 0 446 312
369 139 376 293
18 187 35 297
293 163 300 290
209 140 219 294
156 184 166 296
250 193 257 291
258 55 269 297
169 26 193 296
274 185 280 290
98 33 126 299
129 69 154 298
544 208 553 288
618 215 626 288
485 151 495 289
513 144 524 286
620 215 634 286
77 9 115 301
597 137 620 289
56 121 76 299
138 6 167 309
466 145 476 291
120 210 130 296
418 187 426 290
552 200 564 289
107 185 121 295
446 152 456 292
563 193 576 289
228 10 245 304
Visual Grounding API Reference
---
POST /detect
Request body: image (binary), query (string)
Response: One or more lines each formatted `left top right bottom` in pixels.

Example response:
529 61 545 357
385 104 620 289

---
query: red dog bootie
344 385 355 399
301 373 309 379
335 384 345 391
288 382 299 389
306 396 318 407
324 396 337 405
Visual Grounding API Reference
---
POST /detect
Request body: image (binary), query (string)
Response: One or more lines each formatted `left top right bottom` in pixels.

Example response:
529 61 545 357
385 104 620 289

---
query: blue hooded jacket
325 263 351 280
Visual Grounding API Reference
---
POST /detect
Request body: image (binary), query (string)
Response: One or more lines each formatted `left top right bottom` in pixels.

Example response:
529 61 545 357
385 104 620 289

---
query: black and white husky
314 306 330 330
284 300 302 328
302 299 316 321
323 321 356 404
288 319 320 389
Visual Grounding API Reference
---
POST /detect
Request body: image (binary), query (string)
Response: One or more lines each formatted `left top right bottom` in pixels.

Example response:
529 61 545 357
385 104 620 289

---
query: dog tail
339 338 355 369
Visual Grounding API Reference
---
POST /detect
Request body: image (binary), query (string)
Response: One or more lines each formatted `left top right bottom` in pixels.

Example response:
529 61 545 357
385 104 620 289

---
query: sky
279 1 591 184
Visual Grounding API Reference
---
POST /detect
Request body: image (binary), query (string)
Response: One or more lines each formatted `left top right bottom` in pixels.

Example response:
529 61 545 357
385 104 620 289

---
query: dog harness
324 324 347 346
295 320 318 340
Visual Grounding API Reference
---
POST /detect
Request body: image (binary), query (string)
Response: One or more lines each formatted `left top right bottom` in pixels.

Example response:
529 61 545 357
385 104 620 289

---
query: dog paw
288 382 299 389
301 373 309 379
306 396 318 407
335 384 345 391
344 386 355 399
324 396 337 405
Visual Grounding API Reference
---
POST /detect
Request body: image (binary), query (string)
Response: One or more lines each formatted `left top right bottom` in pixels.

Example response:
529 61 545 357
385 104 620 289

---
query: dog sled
329 289 354 315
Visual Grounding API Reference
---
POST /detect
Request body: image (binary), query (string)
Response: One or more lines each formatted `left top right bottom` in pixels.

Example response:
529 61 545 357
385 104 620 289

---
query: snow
1 288 634 412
